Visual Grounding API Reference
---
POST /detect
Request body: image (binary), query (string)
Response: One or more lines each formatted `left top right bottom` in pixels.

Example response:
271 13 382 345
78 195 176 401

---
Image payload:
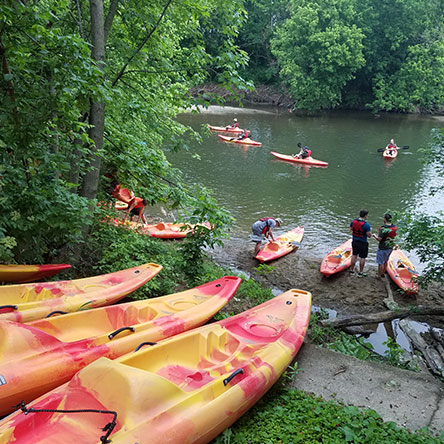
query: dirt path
208 237 444 328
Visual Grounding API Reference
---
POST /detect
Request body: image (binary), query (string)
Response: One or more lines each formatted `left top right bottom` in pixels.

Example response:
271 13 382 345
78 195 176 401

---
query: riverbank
207 236 444 329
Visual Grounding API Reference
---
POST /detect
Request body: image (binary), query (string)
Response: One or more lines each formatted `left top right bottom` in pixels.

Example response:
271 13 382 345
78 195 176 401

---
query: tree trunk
81 0 105 200
320 306 444 328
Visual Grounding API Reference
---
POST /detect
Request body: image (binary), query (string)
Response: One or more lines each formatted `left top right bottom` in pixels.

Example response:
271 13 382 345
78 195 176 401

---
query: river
172 106 443 269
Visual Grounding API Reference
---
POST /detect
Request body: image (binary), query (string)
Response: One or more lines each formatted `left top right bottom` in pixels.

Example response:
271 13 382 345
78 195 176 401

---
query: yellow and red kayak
320 239 353 277
218 134 262 146
0 276 241 416
0 290 311 444
0 263 162 323
387 249 419 294
0 264 72 284
208 125 245 135
256 227 304 263
270 151 328 167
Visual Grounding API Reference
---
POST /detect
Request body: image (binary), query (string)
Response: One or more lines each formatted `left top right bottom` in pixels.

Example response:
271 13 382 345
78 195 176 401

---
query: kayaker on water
293 143 312 159
237 130 249 140
372 213 398 279
124 197 148 224
227 118 239 129
250 217 282 256
349 209 372 276
386 138 397 155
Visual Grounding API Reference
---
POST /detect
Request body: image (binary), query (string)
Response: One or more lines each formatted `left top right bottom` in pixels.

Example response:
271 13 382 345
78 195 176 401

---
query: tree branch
111 0 173 87
104 0 120 43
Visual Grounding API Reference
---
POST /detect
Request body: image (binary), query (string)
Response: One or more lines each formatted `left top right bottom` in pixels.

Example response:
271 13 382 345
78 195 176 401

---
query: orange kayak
387 249 419 294
0 276 241 416
112 185 135 203
0 290 311 444
320 239 353 277
108 218 210 239
208 125 245 135
0 264 71 284
0 263 162 323
256 227 304 263
270 151 328 167
218 134 262 146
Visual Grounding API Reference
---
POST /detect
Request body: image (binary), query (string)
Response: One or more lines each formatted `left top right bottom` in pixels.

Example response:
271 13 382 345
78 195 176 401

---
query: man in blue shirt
349 209 372 276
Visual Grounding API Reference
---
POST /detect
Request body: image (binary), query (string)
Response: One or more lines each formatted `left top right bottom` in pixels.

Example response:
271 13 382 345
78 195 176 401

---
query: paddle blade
400 146 409 149
289 241 301 247
377 148 385 152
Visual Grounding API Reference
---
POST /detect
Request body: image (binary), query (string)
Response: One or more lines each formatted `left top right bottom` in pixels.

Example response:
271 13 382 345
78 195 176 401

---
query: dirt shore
208 237 444 328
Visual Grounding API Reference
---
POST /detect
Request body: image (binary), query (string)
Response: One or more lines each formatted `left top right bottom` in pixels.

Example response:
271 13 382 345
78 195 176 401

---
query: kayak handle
0 305 18 311
134 341 157 352
108 326 135 340
223 368 244 386
45 310 68 318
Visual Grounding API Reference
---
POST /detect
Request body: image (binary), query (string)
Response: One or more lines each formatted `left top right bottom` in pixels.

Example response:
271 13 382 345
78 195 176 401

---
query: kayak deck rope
16 401 118 443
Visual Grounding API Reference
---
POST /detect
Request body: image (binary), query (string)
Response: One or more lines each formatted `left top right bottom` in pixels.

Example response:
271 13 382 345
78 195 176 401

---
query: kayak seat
155 222 166 231
329 255 343 263
397 268 413 280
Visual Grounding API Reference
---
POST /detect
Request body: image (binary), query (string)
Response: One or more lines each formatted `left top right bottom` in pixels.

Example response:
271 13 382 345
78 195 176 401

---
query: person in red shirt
386 138 397 155
124 197 148 224
228 118 239 129
293 143 312 159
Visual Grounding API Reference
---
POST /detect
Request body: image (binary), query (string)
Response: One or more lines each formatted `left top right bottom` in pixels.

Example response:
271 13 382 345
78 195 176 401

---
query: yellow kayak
0 263 72 284
0 289 311 443
0 263 161 323
0 276 241 416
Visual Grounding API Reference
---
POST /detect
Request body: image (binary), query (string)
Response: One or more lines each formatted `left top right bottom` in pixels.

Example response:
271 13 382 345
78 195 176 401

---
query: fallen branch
320 306 444 328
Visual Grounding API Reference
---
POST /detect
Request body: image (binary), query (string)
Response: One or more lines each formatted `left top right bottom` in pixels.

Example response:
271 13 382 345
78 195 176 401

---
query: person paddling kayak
226 118 239 129
386 139 397 155
293 143 311 159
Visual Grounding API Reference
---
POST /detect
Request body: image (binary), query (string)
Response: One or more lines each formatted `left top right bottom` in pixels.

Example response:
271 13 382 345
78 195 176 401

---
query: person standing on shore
373 213 398 278
250 217 282 256
349 209 372 276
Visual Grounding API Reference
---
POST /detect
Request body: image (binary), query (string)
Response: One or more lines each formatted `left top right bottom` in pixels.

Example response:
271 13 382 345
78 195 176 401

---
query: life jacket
132 197 145 209
351 219 367 238
231 122 239 128
259 217 276 234
379 224 397 240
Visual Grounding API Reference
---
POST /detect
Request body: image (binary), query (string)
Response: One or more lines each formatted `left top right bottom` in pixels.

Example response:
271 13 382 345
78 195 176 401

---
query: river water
172 106 443 268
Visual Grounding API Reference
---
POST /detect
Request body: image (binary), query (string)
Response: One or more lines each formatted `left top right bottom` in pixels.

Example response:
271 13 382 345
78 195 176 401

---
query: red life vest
131 197 145 209
379 224 397 239
351 219 367 238
259 217 276 234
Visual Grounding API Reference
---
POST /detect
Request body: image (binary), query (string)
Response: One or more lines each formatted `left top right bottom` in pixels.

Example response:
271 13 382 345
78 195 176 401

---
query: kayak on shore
270 151 328 167
256 227 304 263
320 239 353 277
218 134 262 146
0 290 311 444
0 276 241 416
0 264 72 284
387 249 419 294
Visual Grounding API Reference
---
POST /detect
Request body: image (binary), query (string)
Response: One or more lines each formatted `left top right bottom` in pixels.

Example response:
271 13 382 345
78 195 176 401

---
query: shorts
130 207 142 216
352 240 368 258
376 248 392 265
251 222 265 243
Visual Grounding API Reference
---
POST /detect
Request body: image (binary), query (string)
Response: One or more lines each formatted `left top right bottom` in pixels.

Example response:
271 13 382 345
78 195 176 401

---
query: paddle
377 146 409 152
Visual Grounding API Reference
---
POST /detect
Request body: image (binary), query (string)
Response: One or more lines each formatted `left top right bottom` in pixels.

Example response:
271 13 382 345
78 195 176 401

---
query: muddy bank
207 237 444 328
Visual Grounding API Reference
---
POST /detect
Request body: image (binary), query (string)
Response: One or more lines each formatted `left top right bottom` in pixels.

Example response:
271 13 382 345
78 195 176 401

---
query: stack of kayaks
218 134 262 146
0 263 162 323
386 249 419 294
0 289 311 444
320 239 353 277
256 227 304 263
208 124 245 135
0 264 72 284
0 276 241 416
270 151 328 167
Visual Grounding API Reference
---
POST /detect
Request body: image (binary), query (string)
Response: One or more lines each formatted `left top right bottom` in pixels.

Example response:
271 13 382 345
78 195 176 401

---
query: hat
275 218 283 225
233 118 238 122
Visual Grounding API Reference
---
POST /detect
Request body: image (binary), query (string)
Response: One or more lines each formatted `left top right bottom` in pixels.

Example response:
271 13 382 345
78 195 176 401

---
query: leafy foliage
212 386 443 443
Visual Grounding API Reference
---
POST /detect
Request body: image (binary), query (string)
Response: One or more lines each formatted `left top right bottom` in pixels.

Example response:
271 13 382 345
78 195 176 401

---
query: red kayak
208 125 245 135
387 249 419 294
383 148 398 159
270 151 328 167
320 239 353 277
218 134 262 146
0 264 72 284
256 227 304 263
